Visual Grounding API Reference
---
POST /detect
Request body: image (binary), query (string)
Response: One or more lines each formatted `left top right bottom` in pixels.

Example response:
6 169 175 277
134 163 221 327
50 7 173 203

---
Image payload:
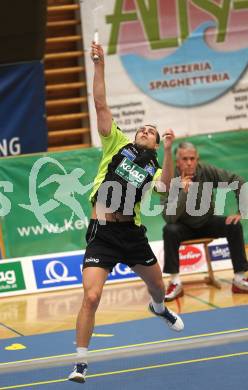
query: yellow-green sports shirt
90 121 162 226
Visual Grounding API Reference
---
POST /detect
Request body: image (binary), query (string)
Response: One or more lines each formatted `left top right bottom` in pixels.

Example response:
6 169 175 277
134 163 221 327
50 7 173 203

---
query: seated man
162 141 248 301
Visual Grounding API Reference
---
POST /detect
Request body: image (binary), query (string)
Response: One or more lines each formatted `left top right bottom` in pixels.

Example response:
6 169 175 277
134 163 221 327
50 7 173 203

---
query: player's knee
84 290 102 311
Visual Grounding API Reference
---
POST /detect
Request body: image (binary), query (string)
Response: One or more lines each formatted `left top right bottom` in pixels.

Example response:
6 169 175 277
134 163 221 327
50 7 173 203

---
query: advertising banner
80 0 248 146
152 239 232 275
107 263 137 281
0 251 141 296
179 243 206 274
0 261 26 293
0 61 47 156
208 243 230 261
0 148 101 258
33 255 83 290
0 129 247 259
0 247 233 297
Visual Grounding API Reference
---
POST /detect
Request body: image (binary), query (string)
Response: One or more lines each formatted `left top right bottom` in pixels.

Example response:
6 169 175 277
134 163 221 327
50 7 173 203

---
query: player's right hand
91 43 104 64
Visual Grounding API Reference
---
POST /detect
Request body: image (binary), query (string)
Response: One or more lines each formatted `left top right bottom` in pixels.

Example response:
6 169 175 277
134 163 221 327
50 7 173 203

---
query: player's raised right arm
91 42 112 137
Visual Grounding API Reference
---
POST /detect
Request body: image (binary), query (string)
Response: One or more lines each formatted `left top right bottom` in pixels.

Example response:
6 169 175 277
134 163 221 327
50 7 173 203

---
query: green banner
0 148 101 258
0 130 247 258
0 262 26 292
154 129 248 243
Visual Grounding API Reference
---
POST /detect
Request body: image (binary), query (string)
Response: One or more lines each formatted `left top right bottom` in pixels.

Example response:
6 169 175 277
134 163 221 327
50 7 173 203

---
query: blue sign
107 263 138 282
33 254 83 289
209 244 230 261
33 254 139 290
0 61 47 156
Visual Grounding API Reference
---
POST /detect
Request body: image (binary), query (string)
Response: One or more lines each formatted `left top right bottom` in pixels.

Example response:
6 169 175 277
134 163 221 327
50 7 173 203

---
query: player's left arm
155 129 175 193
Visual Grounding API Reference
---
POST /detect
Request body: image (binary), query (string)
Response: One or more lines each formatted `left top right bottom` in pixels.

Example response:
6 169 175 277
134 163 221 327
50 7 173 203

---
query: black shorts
83 219 157 272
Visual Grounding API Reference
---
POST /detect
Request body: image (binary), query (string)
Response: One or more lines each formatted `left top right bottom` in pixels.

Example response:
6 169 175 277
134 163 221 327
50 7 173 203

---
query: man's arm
91 43 112 136
206 164 247 224
159 129 175 191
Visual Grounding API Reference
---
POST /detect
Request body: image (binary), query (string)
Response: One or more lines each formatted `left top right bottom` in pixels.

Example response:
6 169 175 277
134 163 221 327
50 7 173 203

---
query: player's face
176 148 198 177
135 125 158 150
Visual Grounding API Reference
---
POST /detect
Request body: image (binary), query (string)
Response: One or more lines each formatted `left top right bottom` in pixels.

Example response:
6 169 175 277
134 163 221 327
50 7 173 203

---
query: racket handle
93 30 99 61
94 30 99 44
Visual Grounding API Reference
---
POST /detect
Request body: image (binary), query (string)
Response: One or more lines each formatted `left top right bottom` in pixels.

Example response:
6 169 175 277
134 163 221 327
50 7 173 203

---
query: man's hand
180 171 193 193
162 129 175 151
91 42 104 64
225 214 241 225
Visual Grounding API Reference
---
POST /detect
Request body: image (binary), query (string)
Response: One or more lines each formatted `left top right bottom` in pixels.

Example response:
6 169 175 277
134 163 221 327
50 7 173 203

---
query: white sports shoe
232 278 248 293
68 363 88 383
164 282 184 301
149 303 184 331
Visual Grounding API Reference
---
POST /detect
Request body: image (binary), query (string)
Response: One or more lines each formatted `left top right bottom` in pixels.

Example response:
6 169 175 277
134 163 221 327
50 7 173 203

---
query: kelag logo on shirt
115 157 148 188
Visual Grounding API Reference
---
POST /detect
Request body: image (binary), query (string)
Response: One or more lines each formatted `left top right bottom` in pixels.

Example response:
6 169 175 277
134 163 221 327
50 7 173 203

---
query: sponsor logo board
179 244 205 273
33 255 83 289
0 262 26 293
107 263 137 281
208 244 230 261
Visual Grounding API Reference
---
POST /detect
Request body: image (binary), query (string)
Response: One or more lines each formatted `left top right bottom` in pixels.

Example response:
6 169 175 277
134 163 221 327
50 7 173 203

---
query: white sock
151 298 164 314
171 274 181 285
234 272 245 282
76 347 88 364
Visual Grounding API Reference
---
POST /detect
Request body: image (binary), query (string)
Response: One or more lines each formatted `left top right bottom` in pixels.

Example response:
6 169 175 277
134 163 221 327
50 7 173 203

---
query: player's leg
133 262 184 332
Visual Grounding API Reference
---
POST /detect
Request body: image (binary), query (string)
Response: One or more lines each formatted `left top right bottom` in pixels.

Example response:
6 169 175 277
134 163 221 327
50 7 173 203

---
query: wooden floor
0 269 248 340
